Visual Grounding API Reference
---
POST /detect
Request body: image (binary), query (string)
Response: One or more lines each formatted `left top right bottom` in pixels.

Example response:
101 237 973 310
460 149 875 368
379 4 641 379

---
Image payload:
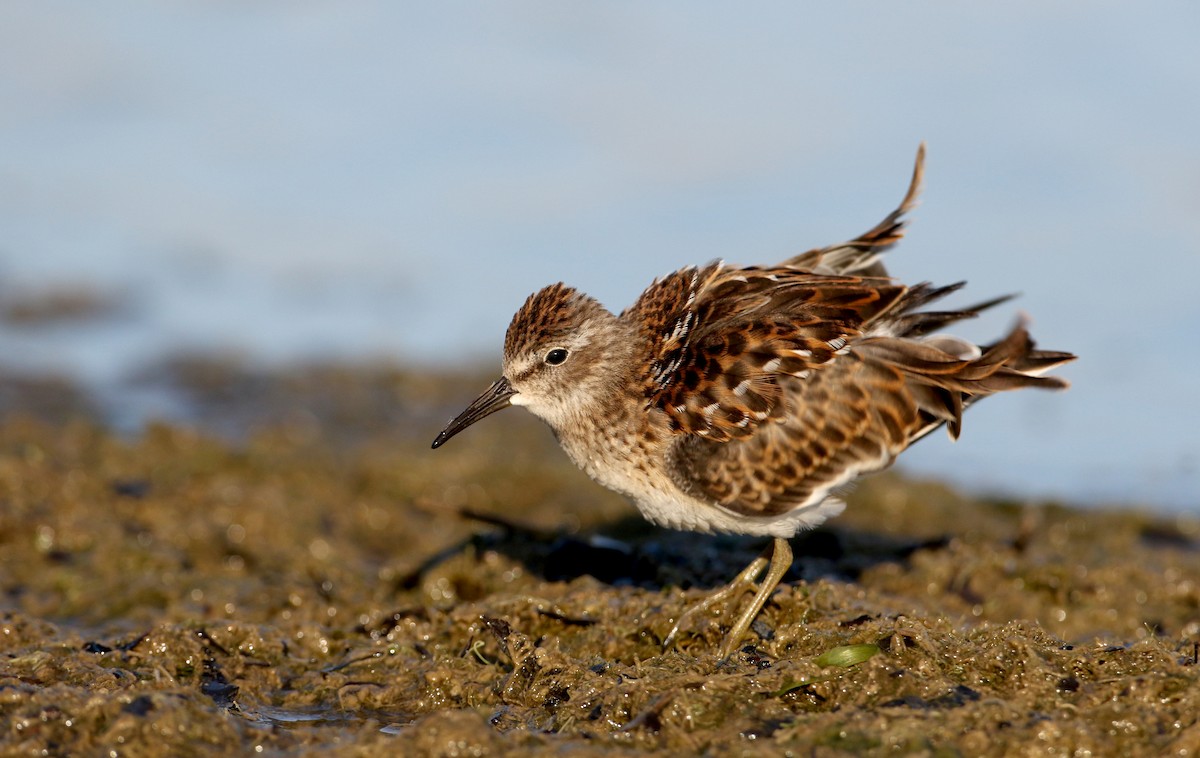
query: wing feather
784 142 925 277
624 264 906 441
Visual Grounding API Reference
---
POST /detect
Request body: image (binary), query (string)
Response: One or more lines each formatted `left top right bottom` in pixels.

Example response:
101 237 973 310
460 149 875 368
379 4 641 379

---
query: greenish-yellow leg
718 537 792 658
662 537 793 658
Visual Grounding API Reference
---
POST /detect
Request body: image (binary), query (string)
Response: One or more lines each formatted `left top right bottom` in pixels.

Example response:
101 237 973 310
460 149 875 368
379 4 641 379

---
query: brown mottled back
624 265 907 442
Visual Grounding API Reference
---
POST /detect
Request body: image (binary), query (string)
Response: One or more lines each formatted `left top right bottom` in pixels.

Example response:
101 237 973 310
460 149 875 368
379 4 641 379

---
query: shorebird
432 145 1074 658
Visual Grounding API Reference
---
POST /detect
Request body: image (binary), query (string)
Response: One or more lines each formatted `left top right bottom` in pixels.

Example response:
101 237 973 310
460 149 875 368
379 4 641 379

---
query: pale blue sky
1 2 1197 510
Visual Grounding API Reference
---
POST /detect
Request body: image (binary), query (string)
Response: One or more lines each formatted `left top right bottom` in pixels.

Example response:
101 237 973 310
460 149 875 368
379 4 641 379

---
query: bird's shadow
396 507 950 595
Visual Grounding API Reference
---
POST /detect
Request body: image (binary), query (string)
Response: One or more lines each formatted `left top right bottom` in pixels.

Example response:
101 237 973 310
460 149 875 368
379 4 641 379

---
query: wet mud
1 362 1198 755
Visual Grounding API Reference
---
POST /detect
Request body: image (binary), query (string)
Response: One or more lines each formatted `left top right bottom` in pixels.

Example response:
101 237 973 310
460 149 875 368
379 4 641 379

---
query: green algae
0 365 1197 756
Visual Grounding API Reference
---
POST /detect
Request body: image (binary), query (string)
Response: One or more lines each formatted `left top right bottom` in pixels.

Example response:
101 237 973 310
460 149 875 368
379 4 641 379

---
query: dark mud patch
0 367 1198 755
0 371 100 428
0 284 127 327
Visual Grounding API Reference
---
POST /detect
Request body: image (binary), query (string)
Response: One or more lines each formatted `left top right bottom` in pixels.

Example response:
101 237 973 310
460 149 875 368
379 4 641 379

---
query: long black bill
431 377 517 449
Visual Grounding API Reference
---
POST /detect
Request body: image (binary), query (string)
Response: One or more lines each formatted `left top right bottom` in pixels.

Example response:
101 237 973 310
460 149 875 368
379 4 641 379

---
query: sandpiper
432 145 1074 658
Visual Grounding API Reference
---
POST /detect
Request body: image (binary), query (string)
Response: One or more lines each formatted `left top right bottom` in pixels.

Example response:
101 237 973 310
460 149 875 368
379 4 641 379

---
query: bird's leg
663 538 791 654
717 537 792 658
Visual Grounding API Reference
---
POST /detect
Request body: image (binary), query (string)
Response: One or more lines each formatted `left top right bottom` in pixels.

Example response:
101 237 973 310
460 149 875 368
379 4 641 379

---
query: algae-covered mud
1 363 1198 756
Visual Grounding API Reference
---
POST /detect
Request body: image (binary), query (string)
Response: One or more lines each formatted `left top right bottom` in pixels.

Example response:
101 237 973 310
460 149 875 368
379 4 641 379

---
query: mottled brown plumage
433 144 1075 658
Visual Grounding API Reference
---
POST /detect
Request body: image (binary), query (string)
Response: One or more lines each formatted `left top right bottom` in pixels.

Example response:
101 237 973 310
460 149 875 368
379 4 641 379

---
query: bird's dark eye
544 348 569 365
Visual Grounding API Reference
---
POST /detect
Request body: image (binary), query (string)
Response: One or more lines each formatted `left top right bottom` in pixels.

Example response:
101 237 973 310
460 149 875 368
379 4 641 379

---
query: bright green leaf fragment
815 643 881 668
772 644 883 696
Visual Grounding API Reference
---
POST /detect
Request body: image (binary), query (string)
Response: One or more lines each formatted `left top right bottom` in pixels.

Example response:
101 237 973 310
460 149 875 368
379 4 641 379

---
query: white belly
561 432 846 538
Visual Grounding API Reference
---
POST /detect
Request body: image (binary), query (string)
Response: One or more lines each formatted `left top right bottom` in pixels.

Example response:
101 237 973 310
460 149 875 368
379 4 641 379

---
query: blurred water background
0 2 1196 511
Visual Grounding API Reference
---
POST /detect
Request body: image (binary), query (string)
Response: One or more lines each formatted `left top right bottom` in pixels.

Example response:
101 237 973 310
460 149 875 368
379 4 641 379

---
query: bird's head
431 283 626 448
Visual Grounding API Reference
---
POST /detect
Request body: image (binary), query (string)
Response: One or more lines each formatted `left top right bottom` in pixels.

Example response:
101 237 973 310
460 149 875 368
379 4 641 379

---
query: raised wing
632 142 1074 519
